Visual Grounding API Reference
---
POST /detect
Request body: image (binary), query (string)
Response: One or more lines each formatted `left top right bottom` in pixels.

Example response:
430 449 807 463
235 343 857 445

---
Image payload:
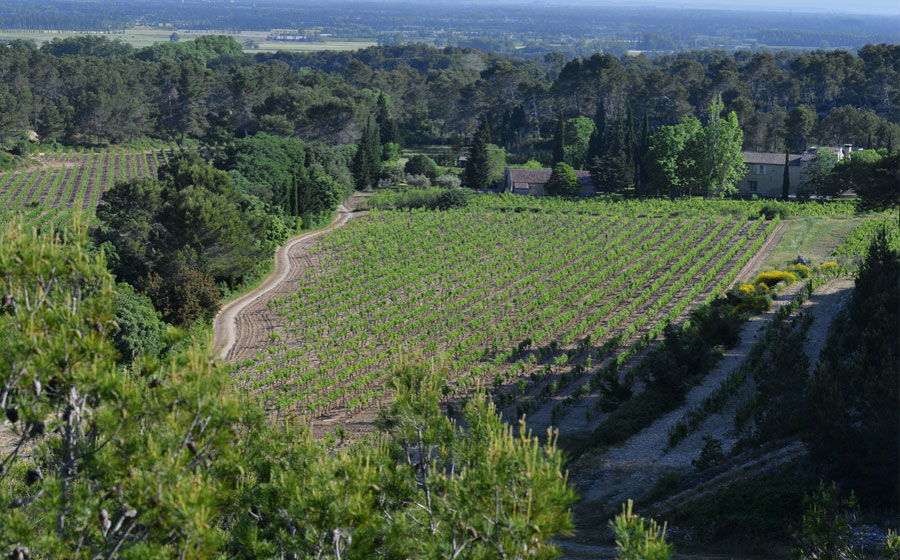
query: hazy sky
589 0 900 16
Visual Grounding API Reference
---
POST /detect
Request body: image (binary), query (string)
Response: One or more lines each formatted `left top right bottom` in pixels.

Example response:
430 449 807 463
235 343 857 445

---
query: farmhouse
738 145 853 197
503 167 594 196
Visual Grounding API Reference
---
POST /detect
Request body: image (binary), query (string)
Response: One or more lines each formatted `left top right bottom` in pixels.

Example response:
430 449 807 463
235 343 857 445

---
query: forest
0 36 897 157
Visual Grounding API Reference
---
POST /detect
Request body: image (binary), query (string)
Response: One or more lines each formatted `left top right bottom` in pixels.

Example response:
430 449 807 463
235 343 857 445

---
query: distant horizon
334 0 900 17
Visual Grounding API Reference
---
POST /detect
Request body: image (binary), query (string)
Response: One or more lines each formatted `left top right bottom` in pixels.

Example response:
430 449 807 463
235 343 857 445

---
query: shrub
754 270 797 288
404 153 440 179
433 173 461 189
431 188 472 210
786 263 811 279
378 163 404 189
406 173 431 189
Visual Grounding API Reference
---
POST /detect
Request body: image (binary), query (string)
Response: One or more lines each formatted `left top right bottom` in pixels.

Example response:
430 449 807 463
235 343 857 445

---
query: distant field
0 27 376 52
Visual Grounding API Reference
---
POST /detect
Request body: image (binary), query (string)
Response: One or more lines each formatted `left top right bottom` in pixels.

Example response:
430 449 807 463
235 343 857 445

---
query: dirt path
212 200 361 361
731 220 787 287
570 277 854 515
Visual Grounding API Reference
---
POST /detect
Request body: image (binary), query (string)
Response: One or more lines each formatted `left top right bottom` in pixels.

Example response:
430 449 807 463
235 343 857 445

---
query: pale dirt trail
212 202 358 361
570 277 854 517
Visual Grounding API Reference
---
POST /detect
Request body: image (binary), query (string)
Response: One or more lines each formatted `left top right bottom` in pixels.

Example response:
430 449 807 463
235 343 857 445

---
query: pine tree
466 117 492 189
782 151 791 200
552 114 565 165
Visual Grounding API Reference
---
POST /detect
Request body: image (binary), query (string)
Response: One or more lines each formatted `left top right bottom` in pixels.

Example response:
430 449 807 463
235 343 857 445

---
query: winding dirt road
212 202 359 361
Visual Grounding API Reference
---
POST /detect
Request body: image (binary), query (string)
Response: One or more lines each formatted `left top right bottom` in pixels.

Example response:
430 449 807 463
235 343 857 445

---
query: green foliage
610 500 673 560
381 141 401 162
406 173 431 188
0 222 245 557
94 151 283 324
545 162 580 196
110 282 166 362
134 34 243 66
646 99 745 198
368 186 471 210
433 173 462 189
141 267 222 325
522 159 544 169
466 116 493 189
351 119 382 190
404 153 439 179
804 229 900 505
793 483 866 560
563 116 595 169
0 222 577 558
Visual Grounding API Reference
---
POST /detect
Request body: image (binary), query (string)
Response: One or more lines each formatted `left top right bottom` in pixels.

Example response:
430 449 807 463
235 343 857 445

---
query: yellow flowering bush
786 263 812 279
754 270 797 288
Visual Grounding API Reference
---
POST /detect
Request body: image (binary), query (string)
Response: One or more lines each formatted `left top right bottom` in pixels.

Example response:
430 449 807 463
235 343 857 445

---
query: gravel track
571 277 854 515
212 201 360 361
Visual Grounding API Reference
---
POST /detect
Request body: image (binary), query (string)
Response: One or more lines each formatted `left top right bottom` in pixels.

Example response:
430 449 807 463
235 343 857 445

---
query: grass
0 27 375 52
760 216 866 271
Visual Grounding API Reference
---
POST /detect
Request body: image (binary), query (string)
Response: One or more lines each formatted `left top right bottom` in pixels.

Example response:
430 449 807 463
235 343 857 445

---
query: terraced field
0 147 219 230
231 206 779 434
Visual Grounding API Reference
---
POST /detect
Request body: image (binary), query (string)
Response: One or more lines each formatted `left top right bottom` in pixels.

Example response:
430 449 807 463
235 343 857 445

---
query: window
748 180 758 192
756 164 765 174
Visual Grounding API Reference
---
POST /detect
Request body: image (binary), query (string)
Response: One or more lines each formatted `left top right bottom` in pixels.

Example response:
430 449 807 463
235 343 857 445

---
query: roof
506 168 592 184
742 152 803 166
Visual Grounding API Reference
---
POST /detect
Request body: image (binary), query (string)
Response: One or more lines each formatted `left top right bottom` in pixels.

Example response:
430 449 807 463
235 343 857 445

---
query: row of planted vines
235 207 776 425
0 147 219 230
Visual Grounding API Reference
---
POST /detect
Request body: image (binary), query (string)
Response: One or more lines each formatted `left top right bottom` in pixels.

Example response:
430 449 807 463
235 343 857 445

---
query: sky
569 0 900 16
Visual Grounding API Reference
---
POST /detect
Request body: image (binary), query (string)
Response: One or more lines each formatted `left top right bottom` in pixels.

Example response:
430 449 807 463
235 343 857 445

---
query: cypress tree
352 121 378 190
637 111 651 195
466 117 492 189
552 115 565 165
587 104 606 162
782 151 791 200
367 116 382 181
376 93 399 146
625 106 637 191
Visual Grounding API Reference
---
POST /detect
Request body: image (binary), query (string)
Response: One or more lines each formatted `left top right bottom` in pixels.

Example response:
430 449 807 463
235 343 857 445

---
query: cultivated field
0 28 376 52
231 206 778 434
0 147 217 230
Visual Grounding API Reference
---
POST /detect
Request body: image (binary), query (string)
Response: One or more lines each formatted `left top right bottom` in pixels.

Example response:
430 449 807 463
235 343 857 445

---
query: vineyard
0 147 218 230
232 206 779 433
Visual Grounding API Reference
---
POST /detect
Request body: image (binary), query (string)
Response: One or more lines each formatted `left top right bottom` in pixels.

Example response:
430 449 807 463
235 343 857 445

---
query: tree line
0 38 897 160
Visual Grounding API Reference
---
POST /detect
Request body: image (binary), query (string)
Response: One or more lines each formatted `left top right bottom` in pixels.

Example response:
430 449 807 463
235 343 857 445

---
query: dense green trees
0 224 578 556
544 162 580 196
645 101 746 198
94 151 286 324
0 36 898 161
804 230 899 506
111 282 167 362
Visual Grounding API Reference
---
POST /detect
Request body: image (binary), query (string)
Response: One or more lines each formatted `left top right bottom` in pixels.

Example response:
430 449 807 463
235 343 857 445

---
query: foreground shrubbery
0 222 576 558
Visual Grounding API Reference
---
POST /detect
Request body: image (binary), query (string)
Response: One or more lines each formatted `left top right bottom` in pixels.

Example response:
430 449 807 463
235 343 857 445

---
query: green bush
404 153 439 179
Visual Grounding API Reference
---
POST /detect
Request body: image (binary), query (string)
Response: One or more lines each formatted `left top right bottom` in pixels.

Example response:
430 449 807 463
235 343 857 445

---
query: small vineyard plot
0 147 218 230
236 208 776 425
